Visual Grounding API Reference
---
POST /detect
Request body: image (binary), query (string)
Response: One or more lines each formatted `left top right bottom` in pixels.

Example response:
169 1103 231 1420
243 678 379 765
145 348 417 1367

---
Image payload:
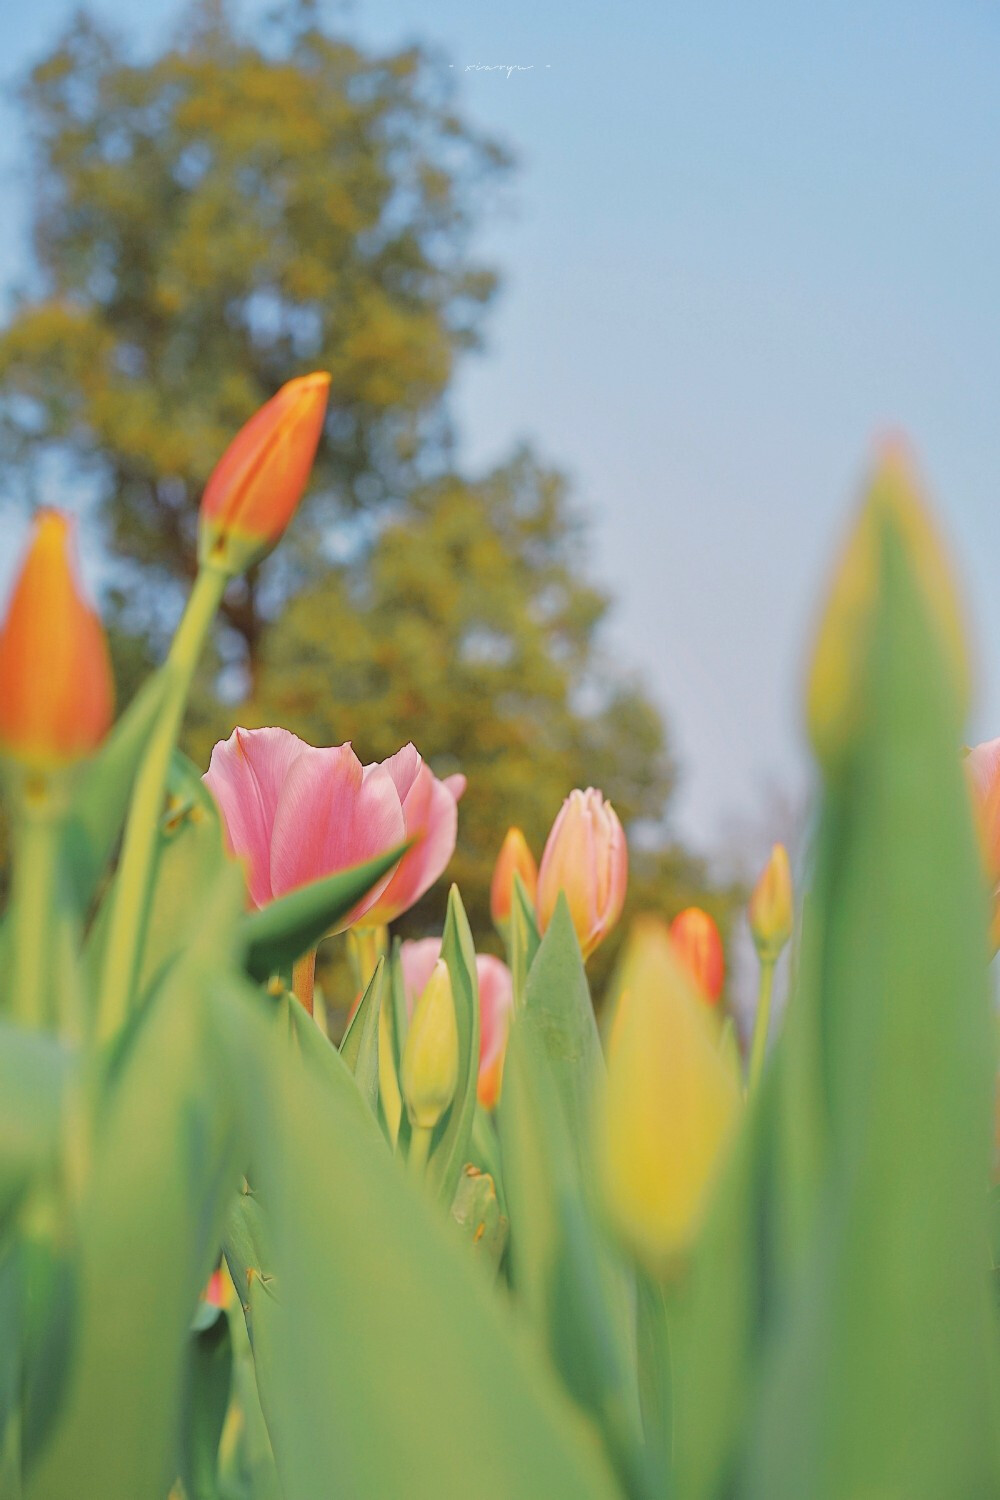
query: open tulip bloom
0 404 997 1500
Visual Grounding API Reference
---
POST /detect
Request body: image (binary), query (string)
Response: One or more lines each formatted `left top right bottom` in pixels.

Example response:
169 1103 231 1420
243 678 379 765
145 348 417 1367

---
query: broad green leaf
0 1026 72 1229
27 869 248 1500
742 496 1000 1497
237 988 623 1500
520 893 605 1169
499 1023 647 1498
424 885 480 1203
240 843 407 982
177 1303 233 1500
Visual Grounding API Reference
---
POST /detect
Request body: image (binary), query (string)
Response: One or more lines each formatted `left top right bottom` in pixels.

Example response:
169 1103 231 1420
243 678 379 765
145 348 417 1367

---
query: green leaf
499 1022 647 1498
742 495 1000 1497
232 983 623 1500
27 870 248 1500
509 870 541 1004
240 843 407 983
0 1026 72 1229
424 885 480 1204
520 893 605 1169
340 958 384 1116
63 668 171 912
177 1303 233 1500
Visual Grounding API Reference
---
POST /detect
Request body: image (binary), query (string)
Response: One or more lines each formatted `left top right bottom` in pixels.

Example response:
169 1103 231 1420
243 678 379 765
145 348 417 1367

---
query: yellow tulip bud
600 920 742 1275
748 843 794 963
401 959 458 1131
806 443 970 769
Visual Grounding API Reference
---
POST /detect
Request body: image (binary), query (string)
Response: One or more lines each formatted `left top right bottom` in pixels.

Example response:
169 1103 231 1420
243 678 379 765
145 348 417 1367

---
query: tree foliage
0 0 507 665
0 0 733 979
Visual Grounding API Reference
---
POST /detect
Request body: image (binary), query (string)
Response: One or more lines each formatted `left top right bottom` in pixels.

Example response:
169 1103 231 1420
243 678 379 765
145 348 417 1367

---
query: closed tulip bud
536 788 628 959
401 959 459 1131
0 511 114 770
807 443 969 769
669 907 724 1004
490 827 538 928
600 920 742 1274
748 843 794 962
198 371 331 575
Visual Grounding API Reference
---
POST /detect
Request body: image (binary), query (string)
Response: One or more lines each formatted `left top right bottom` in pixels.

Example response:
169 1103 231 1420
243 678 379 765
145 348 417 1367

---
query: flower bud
807 443 969 769
600 919 741 1274
536 788 627 959
0 511 114 769
490 827 538 928
401 959 459 1131
198 371 331 575
669 907 724 1005
748 843 794 963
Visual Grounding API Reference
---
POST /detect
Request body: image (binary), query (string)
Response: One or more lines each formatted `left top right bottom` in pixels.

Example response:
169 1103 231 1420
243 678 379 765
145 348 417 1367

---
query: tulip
669 907 724 1005
536 788 628 959
807 443 969 769
203 727 405 923
198 371 331 575
600 919 742 1274
0 510 114 769
358 744 465 926
748 843 794 963
401 958 459 1133
490 827 538 929
964 739 1000 949
400 937 513 1109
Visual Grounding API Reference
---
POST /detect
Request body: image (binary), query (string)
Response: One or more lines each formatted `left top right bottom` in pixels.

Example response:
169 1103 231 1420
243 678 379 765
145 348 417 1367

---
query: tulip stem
11 786 61 1030
408 1124 432 1178
748 957 776 1092
292 949 317 1017
96 564 228 1043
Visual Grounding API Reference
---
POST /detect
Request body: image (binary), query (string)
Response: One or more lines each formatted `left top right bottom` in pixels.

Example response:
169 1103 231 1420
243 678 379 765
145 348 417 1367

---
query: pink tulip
536 787 628 959
203 727 405 924
965 738 1000 948
399 937 513 1110
359 743 466 926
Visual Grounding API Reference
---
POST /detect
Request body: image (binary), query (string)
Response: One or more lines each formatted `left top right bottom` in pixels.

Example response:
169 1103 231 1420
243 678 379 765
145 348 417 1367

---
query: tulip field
0 375 998 1500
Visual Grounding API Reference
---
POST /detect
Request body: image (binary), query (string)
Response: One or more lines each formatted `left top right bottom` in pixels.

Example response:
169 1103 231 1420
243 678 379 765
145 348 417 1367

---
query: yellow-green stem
96 565 228 1041
292 949 317 1016
407 1123 433 1177
351 924 387 991
748 956 776 1093
11 791 60 1031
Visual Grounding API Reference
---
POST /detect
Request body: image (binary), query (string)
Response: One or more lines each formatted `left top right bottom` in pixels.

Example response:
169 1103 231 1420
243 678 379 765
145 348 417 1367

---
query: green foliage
0 0 507 658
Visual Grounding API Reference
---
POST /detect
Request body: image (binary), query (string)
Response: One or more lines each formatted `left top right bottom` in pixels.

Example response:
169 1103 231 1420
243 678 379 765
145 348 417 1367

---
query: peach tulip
399 937 514 1110
358 744 466 926
669 907 725 1004
0 511 113 768
536 788 628 959
203 727 404 923
199 371 331 574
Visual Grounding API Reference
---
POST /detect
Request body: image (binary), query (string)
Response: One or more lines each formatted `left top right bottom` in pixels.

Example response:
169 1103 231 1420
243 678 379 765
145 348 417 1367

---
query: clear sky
2 0 999 864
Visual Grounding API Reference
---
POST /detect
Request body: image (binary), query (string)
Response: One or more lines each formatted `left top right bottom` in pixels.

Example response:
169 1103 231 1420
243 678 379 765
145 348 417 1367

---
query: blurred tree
0 0 736 987
225 448 731 992
0 0 507 679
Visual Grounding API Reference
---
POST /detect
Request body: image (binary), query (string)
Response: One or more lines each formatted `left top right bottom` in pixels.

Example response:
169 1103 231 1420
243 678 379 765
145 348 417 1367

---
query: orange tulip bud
0 511 114 769
198 371 331 574
748 843 794 962
668 907 724 1004
490 827 538 928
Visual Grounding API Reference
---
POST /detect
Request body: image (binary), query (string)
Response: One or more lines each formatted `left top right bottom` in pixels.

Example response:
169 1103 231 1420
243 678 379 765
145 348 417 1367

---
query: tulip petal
269 744 406 926
399 937 444 1018
204 726 306 907
365 763 460 925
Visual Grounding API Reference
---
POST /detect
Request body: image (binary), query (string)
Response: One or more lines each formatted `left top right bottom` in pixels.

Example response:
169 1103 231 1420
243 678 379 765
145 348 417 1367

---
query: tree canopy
0 0 733 984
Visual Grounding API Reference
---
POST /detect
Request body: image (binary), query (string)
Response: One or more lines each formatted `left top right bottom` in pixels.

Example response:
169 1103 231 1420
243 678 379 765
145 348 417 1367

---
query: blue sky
2 0 999 863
